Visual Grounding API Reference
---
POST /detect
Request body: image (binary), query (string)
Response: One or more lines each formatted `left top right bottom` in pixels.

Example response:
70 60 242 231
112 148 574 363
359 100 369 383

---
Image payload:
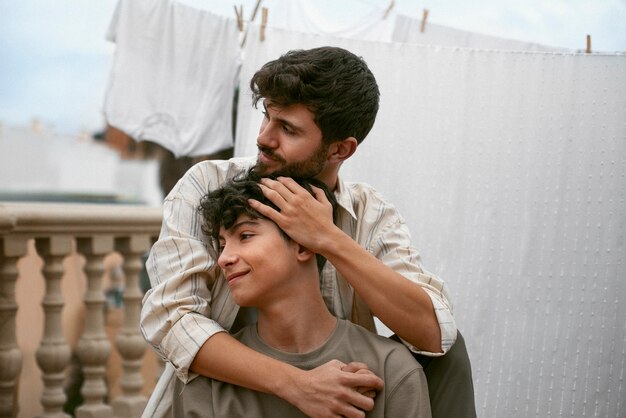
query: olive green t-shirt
173 319 431 417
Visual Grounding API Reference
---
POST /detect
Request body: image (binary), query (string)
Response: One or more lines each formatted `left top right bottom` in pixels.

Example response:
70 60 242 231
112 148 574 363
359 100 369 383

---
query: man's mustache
257 145 286 164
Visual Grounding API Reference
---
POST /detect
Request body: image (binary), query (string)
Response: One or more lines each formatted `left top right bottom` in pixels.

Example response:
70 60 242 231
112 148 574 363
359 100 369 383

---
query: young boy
171 170 431 417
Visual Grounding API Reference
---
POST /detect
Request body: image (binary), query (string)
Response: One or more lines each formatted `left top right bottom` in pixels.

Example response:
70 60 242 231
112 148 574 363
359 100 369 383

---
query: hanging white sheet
104 0 241 158
236 24 626 418
263 0 396 42
392 14 572 52
177 0 396 41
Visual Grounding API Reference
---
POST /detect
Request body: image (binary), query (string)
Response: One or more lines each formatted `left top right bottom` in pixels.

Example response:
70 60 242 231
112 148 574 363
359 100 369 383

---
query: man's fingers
357 388 378 399
331 359 347 369
340 361 384 391
274 176 305 193
247 198 280 220
310 185 329 202
341 387 375 413
342 362 370 373
347 370 384 392
258 183 288 207
260 177 300 200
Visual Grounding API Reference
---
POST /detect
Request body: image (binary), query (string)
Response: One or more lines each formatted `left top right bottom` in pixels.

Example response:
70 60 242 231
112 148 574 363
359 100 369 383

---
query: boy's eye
240 233 254 240
262 110 269 119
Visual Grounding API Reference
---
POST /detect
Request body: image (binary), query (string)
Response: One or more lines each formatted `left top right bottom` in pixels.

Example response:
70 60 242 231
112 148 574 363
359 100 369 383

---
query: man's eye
262 110 269 119
282 125 294 135
241 233 254 241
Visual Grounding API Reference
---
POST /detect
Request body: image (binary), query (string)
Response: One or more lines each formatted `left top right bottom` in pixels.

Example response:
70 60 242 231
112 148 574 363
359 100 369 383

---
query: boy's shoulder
341 320 419 364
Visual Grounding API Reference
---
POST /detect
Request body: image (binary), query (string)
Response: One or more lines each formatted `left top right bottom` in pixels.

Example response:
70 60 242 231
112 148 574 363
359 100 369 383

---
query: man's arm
320 227 442 352
141 160 384 416
250 177 455 354
191 333 383 418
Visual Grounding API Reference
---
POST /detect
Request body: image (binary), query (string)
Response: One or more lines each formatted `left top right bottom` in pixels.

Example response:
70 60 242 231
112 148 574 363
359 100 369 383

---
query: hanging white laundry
178 0 396 41
392 14 572 52
235 23 626 418
267 0 396 42
344 47 626 418
104 0 241 158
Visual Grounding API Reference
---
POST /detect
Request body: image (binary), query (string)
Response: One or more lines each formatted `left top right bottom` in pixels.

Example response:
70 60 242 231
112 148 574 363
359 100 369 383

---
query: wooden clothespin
383 0 395 19
233 5 244 32
420 9 429 33
260 7 268 42
586 34 592 54
250 0 263 23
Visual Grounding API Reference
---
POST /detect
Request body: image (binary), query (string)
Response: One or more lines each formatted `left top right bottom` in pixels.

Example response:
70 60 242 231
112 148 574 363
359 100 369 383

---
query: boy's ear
295 244 315 262
327 137 357 163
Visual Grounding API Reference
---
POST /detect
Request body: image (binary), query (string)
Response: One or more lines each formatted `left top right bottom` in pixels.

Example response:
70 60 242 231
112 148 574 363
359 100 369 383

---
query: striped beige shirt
140 157 456 414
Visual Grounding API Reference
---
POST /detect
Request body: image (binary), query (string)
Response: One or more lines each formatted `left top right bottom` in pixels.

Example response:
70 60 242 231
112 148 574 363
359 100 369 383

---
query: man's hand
248 177 336 252
281 359 384 418
343 362 380 399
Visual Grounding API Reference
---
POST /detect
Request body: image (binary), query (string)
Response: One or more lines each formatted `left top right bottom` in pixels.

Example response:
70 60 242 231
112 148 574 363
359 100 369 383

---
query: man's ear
327 137 357 164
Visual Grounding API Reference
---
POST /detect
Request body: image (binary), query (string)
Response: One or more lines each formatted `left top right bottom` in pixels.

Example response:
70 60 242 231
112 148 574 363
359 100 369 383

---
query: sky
0 0 624 135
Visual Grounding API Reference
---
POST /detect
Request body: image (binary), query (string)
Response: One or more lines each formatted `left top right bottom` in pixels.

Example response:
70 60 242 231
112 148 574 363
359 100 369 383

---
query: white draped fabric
257 0 395 42
177 0 396 41
235 24 626 418
104 0 240 158
392 14 572 52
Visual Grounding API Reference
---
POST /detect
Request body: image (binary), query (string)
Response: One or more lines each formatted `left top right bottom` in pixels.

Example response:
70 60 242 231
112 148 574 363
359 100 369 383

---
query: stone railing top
0 202 162 236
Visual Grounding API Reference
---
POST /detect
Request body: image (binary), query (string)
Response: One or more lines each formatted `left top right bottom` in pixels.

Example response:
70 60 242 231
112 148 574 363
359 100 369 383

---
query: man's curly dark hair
250 46 380 145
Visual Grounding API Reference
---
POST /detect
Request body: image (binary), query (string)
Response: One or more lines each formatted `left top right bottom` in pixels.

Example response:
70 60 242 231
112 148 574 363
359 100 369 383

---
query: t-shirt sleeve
384 367 432 417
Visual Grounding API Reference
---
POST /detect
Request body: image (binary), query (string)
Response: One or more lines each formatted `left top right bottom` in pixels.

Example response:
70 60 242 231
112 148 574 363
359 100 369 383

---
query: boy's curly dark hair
199 169 338 271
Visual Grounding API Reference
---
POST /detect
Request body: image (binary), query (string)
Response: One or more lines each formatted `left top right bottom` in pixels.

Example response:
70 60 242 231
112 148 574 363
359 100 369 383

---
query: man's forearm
190 332 292 393
190 332 384 418
320 228 442 353
247 176 449 353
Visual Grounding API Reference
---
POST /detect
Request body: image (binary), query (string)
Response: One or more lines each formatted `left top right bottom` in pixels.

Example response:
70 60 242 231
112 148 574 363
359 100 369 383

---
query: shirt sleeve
385 367 432 418
368 202 457 356
140 160 239 382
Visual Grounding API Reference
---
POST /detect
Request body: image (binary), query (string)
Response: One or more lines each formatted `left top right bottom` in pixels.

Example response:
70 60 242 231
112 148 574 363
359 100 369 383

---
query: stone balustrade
0 202 162 418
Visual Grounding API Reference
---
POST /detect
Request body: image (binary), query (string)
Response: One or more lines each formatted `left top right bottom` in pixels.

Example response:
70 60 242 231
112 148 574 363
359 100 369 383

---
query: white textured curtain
235 24 626 418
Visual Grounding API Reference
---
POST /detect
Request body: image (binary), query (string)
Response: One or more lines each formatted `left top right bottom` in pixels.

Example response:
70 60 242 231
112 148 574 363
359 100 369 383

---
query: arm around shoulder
191 332 384 418
342 184 457 353
140 160 240 376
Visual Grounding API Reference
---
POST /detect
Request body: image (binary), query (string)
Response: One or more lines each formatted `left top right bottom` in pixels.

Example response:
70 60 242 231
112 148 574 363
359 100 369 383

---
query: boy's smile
218 215 299 307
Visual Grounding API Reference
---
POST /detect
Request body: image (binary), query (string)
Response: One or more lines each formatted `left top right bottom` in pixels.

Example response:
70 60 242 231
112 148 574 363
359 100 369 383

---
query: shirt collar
333 176 357 221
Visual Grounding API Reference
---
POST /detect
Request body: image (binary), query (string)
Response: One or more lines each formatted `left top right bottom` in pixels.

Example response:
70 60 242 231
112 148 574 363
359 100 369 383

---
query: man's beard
254 143 329 178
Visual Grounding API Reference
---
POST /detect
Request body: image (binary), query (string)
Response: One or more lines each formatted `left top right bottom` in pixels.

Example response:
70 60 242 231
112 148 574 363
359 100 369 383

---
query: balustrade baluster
1 203 162 416
75 236 114 418
112 236 150 418
0 237 28 418
35 236 72 418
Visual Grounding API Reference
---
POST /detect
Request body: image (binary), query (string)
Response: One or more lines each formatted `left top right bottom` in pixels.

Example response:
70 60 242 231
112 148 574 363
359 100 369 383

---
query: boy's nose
217 245 237 268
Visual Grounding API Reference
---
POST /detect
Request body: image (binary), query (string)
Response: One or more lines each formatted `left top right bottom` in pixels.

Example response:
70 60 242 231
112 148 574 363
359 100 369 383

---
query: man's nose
257 120 277 148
